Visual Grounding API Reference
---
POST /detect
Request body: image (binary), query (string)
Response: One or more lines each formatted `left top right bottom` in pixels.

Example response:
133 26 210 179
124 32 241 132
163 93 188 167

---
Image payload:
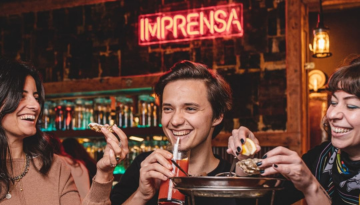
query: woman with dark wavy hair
0 57 129 205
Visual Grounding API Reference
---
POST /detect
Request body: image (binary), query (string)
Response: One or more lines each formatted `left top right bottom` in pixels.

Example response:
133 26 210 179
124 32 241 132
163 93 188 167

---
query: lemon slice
241 138 256 156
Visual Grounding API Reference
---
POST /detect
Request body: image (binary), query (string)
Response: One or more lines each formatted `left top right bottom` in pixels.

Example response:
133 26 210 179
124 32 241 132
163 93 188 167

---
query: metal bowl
171 176 285 198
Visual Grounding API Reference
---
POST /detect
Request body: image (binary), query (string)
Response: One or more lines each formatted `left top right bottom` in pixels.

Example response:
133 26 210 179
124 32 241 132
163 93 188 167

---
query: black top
259 141 360 205
257 142 328 205
111 142 360 205
110 151 256 205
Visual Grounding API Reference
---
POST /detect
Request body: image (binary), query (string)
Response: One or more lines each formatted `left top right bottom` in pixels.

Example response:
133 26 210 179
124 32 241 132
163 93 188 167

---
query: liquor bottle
115 96 125 127
94 98 105 124
64 101 74 130
55 100 65 130
138 95 149 128
74 98 84 130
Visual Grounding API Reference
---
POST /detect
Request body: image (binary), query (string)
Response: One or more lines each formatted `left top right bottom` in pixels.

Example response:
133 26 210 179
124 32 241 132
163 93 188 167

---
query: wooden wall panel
285 0 307 155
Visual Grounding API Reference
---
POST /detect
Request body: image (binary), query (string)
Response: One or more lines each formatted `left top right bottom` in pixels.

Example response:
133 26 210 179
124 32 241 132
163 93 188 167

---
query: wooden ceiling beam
303 0 360 5
303 0 360 12
0 0 117 16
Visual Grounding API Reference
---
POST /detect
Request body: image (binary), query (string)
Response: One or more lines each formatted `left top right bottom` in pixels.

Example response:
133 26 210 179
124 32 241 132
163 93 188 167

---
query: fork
228 157 237 176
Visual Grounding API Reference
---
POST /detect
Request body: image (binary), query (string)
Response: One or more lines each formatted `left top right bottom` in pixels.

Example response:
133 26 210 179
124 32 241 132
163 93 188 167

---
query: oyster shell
88 123 114 133
237 158 262 175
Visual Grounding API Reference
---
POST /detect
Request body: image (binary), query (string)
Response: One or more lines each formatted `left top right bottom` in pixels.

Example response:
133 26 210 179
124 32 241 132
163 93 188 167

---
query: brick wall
0 0 287 131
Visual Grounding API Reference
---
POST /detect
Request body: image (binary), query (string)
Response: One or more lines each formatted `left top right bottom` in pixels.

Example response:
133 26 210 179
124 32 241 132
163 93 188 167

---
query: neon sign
138 3 243 45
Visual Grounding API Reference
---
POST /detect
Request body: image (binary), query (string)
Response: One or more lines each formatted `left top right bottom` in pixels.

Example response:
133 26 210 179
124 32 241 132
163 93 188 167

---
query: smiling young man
110 60 257 205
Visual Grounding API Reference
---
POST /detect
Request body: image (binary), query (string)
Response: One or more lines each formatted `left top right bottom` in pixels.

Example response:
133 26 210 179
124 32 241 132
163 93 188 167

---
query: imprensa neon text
138 3 243 45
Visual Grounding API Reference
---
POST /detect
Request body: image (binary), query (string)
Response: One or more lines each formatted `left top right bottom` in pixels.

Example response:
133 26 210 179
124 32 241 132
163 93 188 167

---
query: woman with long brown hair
0 57 129 205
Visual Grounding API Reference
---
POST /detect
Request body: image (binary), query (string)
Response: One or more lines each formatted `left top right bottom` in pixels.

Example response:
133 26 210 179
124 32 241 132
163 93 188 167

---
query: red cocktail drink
158 158 189 205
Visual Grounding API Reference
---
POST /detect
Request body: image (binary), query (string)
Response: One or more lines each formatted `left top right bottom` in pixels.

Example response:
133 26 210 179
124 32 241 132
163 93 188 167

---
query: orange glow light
138 3 243 45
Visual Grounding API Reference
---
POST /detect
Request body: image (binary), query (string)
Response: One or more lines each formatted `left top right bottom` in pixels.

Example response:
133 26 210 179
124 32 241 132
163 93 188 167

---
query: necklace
5 154 30 200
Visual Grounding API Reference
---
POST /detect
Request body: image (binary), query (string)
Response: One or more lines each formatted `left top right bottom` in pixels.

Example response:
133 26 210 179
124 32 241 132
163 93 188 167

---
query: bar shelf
43 127 164 138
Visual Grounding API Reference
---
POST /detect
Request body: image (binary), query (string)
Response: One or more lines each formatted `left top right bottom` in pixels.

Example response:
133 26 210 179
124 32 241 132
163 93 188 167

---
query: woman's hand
226 126 261 160
258 147 319 193
95 125 129 183
257 147 332 204
136 149 174 201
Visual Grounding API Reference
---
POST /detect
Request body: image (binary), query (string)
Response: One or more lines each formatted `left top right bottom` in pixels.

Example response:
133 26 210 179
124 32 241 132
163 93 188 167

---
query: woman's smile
331 125 352 137
19 114 36 121
331 125 351 134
